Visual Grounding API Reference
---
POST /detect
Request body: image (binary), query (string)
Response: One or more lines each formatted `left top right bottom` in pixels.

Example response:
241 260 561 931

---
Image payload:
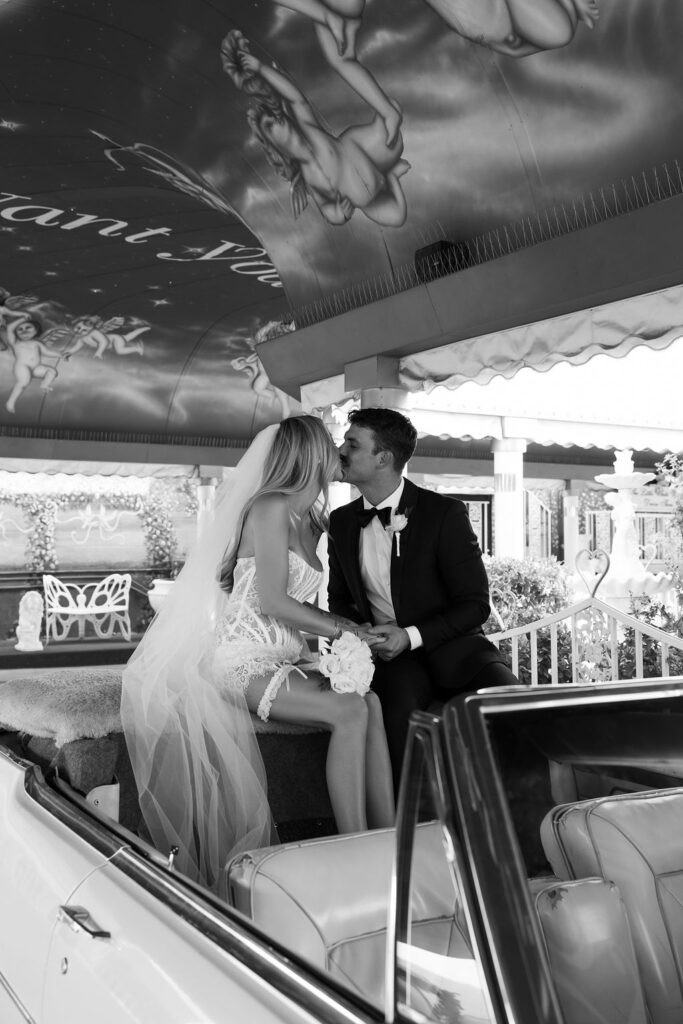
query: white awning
407 340 683 451
400 284 683 393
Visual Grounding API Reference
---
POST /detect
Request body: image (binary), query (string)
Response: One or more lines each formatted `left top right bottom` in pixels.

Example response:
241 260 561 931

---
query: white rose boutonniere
319 631 374 695
386 510 409 556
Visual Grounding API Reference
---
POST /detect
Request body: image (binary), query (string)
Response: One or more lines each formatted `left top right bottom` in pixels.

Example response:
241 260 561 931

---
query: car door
43 851 316 1024
29 768 377 1024
0 749 112 1024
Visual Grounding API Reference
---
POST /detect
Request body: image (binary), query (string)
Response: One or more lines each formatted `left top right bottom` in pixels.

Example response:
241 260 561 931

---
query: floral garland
138 493 178 572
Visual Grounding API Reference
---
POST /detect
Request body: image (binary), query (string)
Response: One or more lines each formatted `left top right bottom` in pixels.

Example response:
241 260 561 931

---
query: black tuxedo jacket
328 479 504 689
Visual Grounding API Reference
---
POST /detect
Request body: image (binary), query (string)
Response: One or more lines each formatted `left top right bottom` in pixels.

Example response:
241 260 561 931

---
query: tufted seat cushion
541 788 683 1024
225 822 470 1007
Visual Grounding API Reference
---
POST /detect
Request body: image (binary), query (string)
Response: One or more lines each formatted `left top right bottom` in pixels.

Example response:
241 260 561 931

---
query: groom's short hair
348 407 418 471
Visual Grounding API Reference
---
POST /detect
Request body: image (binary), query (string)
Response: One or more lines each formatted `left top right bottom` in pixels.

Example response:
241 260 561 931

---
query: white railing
487 596 683 687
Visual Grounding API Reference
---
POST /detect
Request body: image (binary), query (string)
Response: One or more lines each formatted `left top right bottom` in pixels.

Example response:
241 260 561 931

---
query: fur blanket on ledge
0 668 123 747
0 666 329 749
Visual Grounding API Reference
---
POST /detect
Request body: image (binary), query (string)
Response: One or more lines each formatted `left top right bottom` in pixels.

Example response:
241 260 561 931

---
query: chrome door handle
59 904 111 939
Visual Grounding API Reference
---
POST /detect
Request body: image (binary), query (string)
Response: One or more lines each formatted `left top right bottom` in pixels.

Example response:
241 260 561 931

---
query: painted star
183 246 205 255
89 287 104 293
151 298 171 306
0 120 22 132
17 245 33 252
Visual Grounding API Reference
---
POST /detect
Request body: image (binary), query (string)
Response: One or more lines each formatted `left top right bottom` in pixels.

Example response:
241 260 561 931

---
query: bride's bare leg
364 692 394 828
246 673 370 834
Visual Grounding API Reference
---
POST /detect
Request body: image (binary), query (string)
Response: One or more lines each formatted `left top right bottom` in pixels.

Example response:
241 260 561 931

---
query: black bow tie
357 505 392 528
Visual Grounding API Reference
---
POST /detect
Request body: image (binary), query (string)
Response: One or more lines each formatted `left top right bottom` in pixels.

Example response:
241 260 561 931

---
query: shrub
483 557 683 685
483 556 571 631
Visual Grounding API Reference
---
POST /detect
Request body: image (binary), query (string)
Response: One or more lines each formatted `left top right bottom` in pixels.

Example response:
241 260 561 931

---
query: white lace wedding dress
213 550 323 722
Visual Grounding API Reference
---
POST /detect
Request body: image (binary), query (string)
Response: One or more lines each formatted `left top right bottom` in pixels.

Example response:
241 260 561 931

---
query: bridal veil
121 424 279 893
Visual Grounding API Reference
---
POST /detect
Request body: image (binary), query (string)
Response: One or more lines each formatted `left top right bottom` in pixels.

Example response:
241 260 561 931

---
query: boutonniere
386 510 409 556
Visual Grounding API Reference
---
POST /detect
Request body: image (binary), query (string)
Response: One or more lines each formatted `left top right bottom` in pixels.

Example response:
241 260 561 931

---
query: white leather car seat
541 788 683 1024
225 823 471 1007
532 877 647 1024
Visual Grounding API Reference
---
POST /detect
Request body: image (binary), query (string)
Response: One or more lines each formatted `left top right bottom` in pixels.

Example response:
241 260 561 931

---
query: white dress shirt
359 481 422 650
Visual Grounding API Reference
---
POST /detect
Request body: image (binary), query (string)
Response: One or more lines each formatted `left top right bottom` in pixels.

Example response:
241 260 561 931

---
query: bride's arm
249 494 356 640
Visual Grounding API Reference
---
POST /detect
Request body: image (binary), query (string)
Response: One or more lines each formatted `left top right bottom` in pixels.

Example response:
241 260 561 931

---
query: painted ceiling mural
0 0 680 441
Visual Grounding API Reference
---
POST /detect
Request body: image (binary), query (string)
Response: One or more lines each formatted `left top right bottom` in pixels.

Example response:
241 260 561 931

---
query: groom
328 406 517 791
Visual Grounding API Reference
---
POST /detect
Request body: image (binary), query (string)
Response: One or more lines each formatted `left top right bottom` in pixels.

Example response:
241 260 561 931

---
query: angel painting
424 0 599 57
221 30 410 227
64 316 149 360
0 312 60 414
273 1 401 146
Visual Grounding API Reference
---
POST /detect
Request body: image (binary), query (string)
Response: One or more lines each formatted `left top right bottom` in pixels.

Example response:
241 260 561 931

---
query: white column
563 494 582 570
359 386 412 411
492 438 527 559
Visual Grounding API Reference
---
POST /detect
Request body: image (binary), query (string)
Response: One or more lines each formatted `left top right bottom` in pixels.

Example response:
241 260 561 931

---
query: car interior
3 685 683 1024
486 692 683 1024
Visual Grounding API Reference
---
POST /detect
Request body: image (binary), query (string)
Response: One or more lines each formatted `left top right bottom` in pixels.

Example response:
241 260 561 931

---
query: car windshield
444 681 683 1024
480 684 683 876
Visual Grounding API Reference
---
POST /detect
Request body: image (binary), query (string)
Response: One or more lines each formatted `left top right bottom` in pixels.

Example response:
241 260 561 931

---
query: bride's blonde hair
220 414 338 589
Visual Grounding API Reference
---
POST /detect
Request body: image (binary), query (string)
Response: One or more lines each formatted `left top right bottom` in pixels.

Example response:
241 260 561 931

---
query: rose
319 631 374 695
386 511 409 556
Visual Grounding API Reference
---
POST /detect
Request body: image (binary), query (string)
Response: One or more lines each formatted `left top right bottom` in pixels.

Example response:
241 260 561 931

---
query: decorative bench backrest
42 573 132 641
487 595 683 686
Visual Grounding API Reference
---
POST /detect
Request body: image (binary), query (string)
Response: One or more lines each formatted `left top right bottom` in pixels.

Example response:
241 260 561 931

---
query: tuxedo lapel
389 479 418 620
342 498 371 621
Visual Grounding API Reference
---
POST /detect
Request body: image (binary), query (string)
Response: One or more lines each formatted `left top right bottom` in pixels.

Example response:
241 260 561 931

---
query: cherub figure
424 0 599 57
221 31 410 227
64 315 149 360
15 590 44 652
1 313 60 413
274 1 401 145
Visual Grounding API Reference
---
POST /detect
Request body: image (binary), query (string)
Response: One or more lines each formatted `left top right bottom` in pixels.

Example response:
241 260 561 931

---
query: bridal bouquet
319 631 374 695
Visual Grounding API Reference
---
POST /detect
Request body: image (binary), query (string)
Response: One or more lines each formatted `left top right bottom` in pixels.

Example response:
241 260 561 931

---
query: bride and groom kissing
121 408 516 893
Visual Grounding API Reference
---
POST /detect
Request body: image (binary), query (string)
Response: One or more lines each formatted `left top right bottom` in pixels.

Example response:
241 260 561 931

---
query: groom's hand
367 624 410 660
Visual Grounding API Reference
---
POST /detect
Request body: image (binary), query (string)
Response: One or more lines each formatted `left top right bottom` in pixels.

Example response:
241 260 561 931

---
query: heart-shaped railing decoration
575 548 610 598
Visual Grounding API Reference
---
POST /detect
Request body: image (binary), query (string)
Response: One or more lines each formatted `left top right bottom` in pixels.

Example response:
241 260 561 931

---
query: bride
121 415 394 893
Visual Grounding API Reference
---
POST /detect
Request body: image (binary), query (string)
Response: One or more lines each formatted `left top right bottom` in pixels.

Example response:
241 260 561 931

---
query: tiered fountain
593 449 673 610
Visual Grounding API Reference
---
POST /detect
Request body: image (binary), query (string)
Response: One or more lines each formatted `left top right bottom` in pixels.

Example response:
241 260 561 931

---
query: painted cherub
273 1 401 146
1 313 60 413
64 315 149 360
424 0 600 57
221 31 410 227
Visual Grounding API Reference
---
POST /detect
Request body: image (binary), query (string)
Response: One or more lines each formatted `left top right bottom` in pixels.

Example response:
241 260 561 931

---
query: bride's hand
355 624 383 647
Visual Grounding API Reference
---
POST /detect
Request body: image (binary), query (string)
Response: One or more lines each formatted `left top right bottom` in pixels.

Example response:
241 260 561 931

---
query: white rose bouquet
318 630 375 695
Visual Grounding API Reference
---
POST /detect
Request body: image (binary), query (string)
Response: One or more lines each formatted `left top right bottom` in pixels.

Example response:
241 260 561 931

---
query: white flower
319 631 374 695
386 510 409 556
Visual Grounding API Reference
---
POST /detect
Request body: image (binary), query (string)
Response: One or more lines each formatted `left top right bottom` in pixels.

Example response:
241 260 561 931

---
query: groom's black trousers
371 649 518 795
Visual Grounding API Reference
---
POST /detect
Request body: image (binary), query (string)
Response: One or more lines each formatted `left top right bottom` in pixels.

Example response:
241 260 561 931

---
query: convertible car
1 675 683 1024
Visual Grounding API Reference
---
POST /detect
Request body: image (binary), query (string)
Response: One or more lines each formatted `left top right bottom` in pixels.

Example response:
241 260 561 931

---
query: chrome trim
0 968 36 1024
462 678 683 716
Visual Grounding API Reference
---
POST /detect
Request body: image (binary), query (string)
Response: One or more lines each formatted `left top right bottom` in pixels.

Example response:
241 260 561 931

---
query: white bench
42 573 132 642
